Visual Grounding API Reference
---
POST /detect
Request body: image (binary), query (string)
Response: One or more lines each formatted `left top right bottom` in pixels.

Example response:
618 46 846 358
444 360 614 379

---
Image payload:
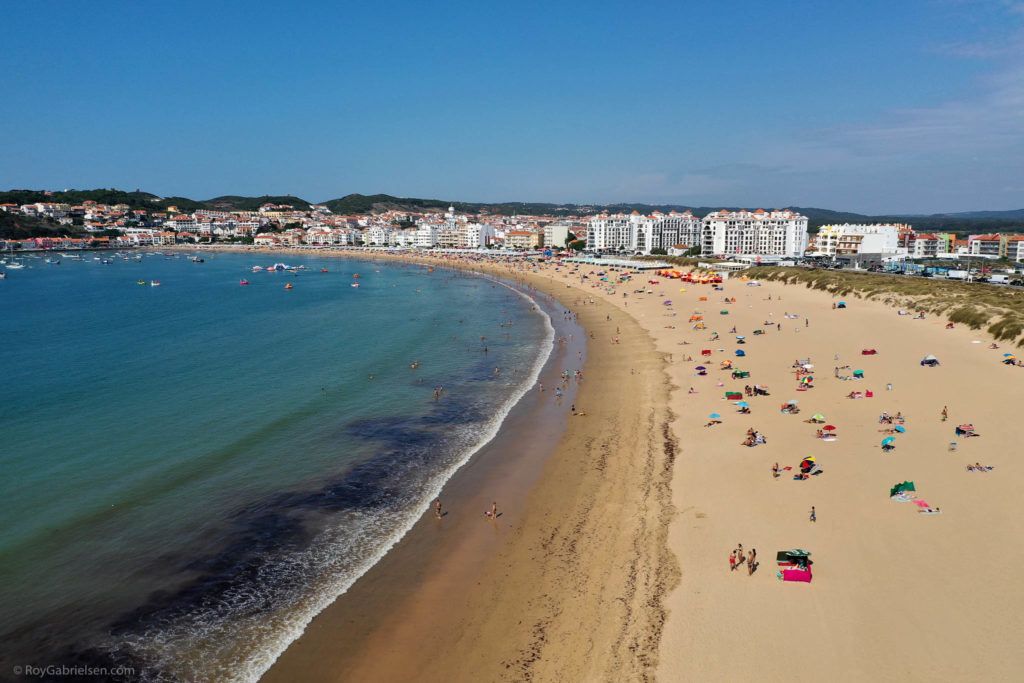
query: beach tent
735 349 746 357
853 369 864 378
890 481 916 497
837 301 847 308
920 354 940 367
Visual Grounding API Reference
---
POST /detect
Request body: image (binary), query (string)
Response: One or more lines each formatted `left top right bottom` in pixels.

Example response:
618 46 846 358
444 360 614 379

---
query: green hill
0 212 86 240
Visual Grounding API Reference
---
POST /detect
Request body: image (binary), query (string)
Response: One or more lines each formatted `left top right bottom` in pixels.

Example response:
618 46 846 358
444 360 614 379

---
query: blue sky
1 0 1021 213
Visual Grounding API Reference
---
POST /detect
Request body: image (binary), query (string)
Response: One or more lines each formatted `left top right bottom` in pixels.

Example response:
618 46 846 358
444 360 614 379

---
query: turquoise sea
0 251 552 681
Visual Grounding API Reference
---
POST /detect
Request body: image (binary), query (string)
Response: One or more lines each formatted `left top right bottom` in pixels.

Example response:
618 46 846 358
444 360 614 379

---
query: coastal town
3 199 1023 275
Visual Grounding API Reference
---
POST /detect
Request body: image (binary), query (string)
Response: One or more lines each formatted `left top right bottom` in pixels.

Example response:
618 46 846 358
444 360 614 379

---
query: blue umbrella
894 425 906 433
1004 353 1015 357
881 436 895 446
736 401 749 408
709 413 721 419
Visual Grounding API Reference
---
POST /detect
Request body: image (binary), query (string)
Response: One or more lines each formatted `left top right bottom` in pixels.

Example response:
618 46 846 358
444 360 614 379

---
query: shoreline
186 245 678 681
521 257 1023 682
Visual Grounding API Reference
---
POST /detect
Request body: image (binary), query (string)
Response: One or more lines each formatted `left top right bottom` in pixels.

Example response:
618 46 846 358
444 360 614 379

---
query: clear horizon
2 1 1022 214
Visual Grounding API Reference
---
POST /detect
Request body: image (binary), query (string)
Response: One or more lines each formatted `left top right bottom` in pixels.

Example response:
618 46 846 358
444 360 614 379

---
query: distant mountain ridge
2 188 1022 233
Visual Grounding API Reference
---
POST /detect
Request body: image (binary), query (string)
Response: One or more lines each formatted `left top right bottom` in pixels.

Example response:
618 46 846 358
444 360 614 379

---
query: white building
463 222 496 248
543 223 571 249
586 213 639 252
586 210 706 255
651 211 702 252
414 223 439 248
814 224 907 257
701 209 808 258
366 226 393 246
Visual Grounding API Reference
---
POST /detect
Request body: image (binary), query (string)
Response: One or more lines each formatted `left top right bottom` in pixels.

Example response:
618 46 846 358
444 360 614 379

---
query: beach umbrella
881 436 896 446
787 399 799 405
736 401 750 408
811 413 825 421
822 425 836 431
736 335 746 339
695 365 707 370
802 363 814 369
894 425 906 433
709 413 721 419
923 354 937 361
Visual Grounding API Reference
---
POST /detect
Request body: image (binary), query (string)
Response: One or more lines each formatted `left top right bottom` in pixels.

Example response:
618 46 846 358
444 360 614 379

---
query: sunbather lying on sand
967 463 994 471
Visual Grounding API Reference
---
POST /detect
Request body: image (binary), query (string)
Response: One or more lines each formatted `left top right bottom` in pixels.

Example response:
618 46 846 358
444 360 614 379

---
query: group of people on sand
729 544 758 575
742 428 766 447
433 498 500 521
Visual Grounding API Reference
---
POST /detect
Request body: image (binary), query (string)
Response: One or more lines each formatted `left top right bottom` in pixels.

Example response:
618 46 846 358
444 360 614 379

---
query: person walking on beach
729 550 737 572
748 548 757 575
434 499 443 519
941 406 948 422
810 506 817 523
772 462 779 479
486 501 498 520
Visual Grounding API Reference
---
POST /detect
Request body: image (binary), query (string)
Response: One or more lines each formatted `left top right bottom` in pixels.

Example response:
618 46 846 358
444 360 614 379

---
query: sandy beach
237 249 678 682
186 246 1022 682
525 259 1023 682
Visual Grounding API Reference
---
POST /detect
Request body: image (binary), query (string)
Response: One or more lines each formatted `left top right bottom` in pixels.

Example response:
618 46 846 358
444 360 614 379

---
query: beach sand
187 246 1021 682
258 254 677 682
528 262 1023 683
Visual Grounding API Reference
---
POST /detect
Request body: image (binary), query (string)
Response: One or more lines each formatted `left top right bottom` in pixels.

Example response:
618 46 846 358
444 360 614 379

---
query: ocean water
0 251 552 681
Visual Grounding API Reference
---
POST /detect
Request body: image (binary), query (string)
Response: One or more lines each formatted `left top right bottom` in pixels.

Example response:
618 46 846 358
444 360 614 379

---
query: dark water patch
3 385 503 680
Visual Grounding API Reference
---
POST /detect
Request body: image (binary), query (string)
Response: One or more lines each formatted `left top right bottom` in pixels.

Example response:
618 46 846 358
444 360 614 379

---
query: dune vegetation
744 267 1024 345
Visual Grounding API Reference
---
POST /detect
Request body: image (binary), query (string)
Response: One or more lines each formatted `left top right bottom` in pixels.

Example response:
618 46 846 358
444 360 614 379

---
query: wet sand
255 253 676 682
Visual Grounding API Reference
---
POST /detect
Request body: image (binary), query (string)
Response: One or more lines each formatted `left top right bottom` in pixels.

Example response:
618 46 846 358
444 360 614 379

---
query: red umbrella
822 425 837 431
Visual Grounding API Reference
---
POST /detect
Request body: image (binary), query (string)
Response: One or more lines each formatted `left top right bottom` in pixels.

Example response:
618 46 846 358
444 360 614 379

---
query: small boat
251 266 263 273
284 283 294 290
240 279 250 286
101 259 113 264
320 268 329 273
137 280 147 286
351 283 360 288
150 280 161 287
191 256 205 263
6 262 25 270
0 272 6 280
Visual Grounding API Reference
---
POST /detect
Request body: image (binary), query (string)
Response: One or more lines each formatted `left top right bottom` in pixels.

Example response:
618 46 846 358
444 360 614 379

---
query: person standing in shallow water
434 499 443 519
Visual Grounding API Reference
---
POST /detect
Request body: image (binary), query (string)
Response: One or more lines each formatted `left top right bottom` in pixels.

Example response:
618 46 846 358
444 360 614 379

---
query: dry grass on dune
745 267 1024 345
